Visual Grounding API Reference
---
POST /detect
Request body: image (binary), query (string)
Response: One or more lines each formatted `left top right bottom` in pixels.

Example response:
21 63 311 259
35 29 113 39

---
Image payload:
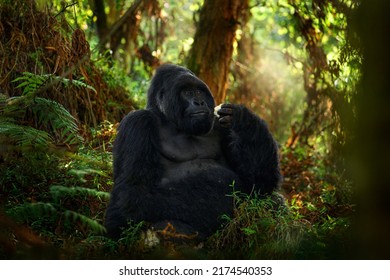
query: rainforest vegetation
1 0 389 259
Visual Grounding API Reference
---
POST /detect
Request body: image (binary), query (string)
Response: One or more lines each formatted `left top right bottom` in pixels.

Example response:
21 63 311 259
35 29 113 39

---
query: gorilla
105 64 282 240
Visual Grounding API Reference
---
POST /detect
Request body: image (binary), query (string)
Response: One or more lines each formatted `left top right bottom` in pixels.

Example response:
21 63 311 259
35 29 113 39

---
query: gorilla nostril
194 100 205 106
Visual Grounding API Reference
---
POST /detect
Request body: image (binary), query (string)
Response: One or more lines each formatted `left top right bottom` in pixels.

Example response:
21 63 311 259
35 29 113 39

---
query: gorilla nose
193 100 205 106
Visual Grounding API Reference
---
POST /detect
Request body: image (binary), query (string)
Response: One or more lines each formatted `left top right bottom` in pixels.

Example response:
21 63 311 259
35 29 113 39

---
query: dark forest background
1 0 389 259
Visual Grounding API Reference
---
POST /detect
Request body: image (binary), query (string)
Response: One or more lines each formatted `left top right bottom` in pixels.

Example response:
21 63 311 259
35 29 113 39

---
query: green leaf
242 227 257 235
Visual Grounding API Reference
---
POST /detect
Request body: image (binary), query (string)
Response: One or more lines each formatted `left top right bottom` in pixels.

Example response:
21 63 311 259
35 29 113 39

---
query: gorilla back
105 64 282 240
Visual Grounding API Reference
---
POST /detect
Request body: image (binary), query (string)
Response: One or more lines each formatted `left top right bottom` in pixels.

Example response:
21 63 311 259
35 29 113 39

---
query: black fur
105 64 282 239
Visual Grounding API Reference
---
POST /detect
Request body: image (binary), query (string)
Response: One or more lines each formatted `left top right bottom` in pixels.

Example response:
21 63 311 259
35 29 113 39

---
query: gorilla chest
158 126 227 180
160 133 221 161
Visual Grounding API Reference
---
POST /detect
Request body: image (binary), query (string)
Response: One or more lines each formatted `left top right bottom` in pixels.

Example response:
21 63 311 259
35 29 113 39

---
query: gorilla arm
105 110 162 238
217 104 282 195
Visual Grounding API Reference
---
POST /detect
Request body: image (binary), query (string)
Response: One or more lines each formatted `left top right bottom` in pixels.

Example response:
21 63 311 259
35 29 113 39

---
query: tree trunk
93 0 108 43
92 0 143 54
353 0 390 259
187 0 248 104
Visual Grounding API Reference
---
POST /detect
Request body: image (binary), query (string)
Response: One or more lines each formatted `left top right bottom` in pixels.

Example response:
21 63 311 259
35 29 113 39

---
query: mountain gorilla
105 64 282 240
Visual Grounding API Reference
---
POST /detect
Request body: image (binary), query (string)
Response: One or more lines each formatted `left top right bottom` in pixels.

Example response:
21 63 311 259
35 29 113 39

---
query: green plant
118 221 145 245
2 120 113 240
7 183 109 237
207 192 305 259
13 72 96 96
0 72 91 150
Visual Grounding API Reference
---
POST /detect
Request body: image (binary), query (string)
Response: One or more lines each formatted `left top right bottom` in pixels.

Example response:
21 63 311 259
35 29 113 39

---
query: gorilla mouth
190 111 208 117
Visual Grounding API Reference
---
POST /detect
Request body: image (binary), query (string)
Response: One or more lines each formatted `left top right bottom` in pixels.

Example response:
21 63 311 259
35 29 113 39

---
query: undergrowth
0 0 355 259
1 73 354 259
0 132 355 260
0 104 355 259
206 193 304 259
0 0 135 127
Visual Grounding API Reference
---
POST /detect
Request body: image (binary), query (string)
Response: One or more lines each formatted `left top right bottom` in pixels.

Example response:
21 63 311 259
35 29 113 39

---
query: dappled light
1 0 387 261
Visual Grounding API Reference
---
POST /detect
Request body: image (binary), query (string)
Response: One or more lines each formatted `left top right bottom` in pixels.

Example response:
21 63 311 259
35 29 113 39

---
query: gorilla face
179 88 215 135
146 64 215 136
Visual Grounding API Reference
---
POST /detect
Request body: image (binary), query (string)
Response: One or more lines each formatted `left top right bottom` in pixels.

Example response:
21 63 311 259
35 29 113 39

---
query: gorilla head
146 64 215 135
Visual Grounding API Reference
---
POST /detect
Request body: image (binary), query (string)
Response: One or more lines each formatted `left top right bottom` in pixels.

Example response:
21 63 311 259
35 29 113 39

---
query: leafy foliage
0 0 360 260
0 120 52 149
0 72 87 151
4 146 113 240
13 72 97 96
207 192 305 259
8 199 106 236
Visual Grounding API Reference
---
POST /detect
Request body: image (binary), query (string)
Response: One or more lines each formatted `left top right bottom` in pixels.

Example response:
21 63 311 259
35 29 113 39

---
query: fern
0 121 52 148
8 184 109 235
50 185 110 201
12 72 97 96
7 202 106 235
64 210 106 234
0 97 81 148
43 74 97 93
1 74 84 148
30 97 82 145
13 72 47 97
8 202 58 223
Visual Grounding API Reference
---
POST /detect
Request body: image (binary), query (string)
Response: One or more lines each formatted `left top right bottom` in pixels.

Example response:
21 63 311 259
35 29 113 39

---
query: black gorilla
105 64 282 239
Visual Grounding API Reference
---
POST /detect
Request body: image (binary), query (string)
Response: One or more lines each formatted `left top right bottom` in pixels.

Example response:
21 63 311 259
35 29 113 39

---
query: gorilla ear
146 65 173 110
146 81 164 110
156 90 166 114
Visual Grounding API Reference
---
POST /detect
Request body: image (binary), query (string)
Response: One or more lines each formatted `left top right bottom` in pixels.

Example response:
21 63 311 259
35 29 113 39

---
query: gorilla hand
216 103 236 128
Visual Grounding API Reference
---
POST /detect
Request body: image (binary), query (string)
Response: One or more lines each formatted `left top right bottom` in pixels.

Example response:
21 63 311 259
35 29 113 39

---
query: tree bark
92 0 143 53
353 0 390 259
187 0 248 104
93 0 108 43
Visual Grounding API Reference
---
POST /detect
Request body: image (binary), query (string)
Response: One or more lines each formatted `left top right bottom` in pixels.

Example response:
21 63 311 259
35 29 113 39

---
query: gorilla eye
182 91 193 97
182 91 198 101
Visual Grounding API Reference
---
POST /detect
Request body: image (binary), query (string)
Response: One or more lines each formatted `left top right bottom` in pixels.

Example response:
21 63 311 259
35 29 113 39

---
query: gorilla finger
219 116 232 127
221 103 234 109
218 107 233 117
219 122 230 128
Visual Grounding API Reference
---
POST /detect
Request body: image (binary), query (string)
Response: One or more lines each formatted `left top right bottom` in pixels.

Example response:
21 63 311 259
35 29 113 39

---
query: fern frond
12 72 97 96
31 97 82 145
43 75 97 93
8 72 88 146
12 72 48 97
1 95 32 118
7 202 58 222
68 168 108 179
64 210 106 234
50 185 110 200
40 73 97 93
0 121 52 148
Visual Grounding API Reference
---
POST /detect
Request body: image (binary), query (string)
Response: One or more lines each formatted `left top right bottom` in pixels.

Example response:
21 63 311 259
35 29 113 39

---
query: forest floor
0 124 356 260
